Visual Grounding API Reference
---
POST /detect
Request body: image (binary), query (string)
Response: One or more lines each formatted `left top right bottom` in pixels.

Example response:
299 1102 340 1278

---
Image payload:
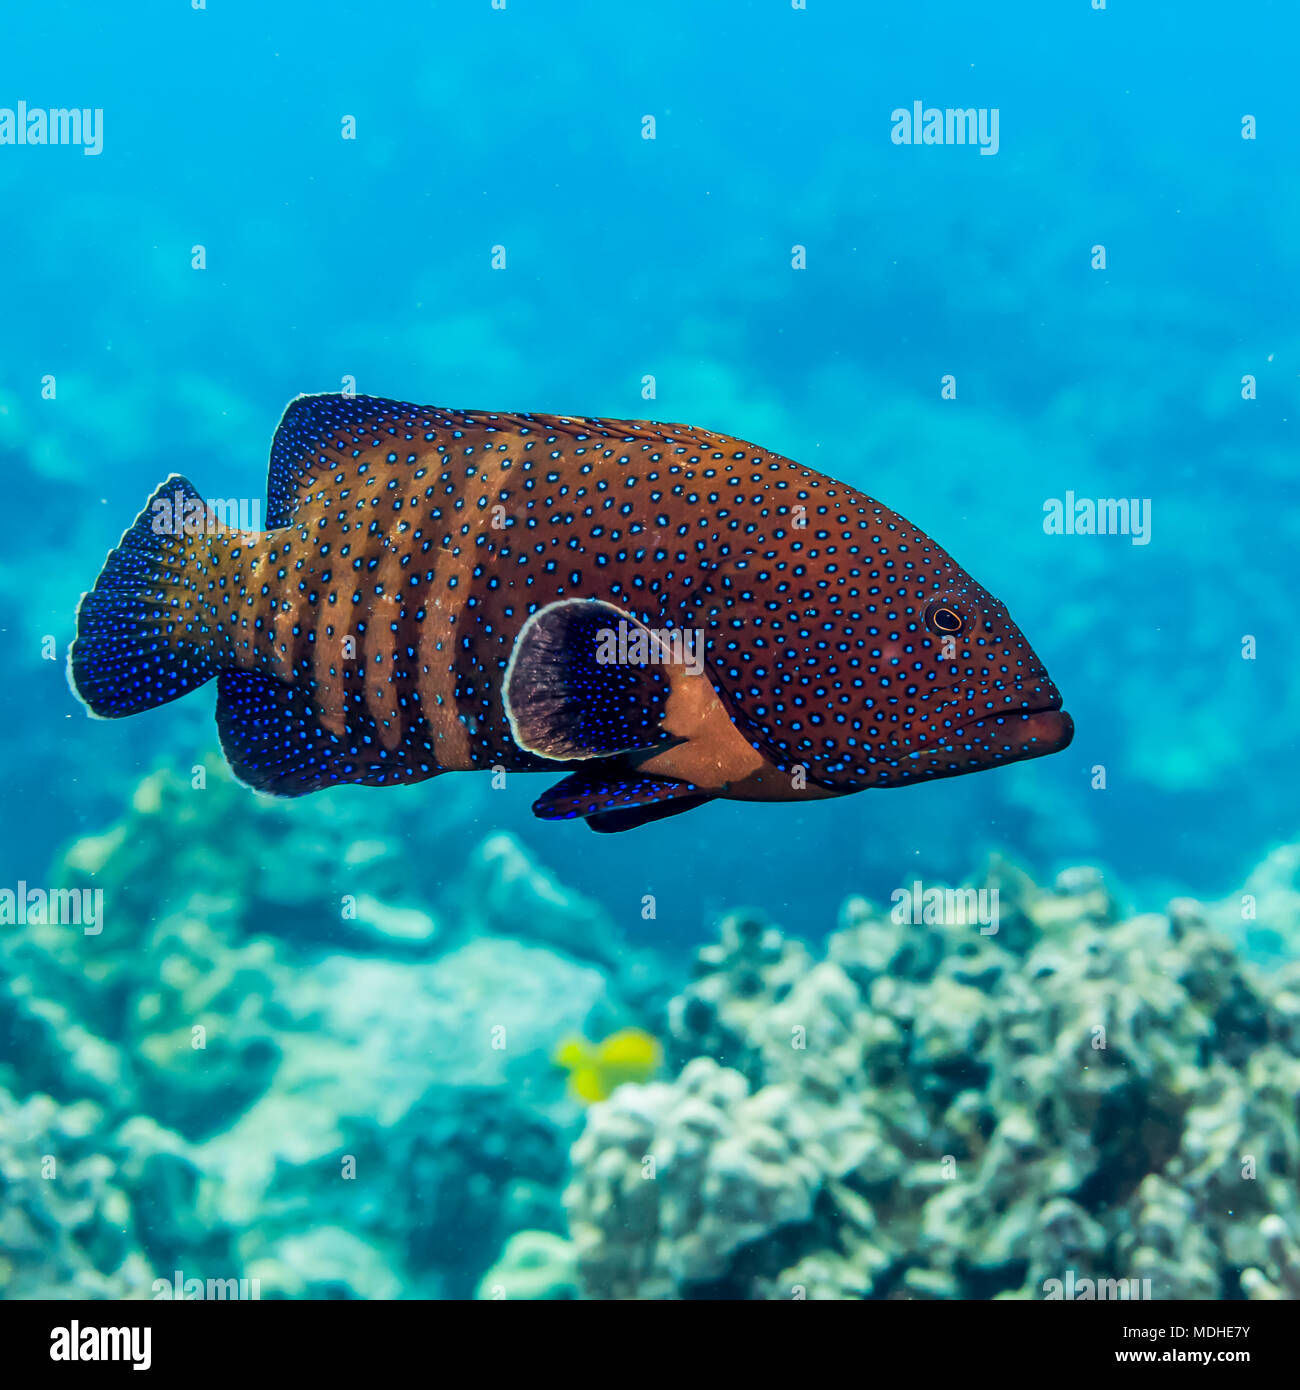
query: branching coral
564 860 1300 1300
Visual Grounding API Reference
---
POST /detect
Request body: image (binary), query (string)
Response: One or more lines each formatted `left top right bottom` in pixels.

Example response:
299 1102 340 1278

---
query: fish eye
925 602 963 635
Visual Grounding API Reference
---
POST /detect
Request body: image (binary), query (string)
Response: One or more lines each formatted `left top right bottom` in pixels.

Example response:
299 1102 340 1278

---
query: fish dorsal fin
265 394 578 529
503 599 679 760
269 393 486 527
266 395 755 530
266 393 390 527
265 395 755 530
532 769 709 830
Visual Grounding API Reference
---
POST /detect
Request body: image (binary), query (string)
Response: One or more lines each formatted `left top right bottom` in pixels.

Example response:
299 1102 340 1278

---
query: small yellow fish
554 1028 662 1102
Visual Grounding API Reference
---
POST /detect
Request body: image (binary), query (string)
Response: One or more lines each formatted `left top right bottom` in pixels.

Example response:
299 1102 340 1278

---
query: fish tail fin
69 475 232 718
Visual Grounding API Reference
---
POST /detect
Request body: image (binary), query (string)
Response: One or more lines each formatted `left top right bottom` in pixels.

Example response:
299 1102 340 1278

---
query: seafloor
2 761 1298 1300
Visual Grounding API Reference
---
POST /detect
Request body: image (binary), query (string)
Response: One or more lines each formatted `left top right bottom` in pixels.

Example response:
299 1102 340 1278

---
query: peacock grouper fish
69 393 1073 832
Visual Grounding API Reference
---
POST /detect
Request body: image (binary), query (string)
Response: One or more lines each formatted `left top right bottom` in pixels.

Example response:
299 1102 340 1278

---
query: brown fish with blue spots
69 393 1073 831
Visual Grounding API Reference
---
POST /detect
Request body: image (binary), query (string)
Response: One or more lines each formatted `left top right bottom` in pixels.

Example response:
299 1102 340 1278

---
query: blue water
1 0 1297 1303
3 1 1295 936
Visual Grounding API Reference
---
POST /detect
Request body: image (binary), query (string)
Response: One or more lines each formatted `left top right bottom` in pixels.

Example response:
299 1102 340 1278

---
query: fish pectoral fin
531 769 711 832
503 598 675 760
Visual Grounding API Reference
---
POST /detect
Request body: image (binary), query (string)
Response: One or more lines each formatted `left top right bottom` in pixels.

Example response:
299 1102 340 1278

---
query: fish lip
1015 694 1064 718
932 680 1063 723
931 703 1074 753
1013 706 1074 753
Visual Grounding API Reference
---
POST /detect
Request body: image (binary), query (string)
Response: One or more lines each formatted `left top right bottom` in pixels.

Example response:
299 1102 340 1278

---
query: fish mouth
1009 704 1075 758
918 680 1074 767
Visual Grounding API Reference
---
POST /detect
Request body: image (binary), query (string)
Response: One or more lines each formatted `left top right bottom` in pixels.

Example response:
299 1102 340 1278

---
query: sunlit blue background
2 0 1296 944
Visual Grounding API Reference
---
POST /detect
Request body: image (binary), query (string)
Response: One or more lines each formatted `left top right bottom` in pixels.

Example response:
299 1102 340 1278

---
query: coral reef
477 1230 578 1300
6 755 1300 1302
563 860 1300 1300
0 1090 149 1299
0 762 654 1298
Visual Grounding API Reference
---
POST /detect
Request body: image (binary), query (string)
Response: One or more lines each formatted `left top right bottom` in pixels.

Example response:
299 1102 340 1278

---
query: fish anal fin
215 670 441 796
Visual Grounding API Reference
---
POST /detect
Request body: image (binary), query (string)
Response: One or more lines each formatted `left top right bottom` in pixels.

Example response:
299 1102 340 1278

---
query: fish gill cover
0 0 1297 1350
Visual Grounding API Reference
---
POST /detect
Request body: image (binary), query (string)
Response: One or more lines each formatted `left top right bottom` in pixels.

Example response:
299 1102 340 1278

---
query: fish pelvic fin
69 476 235 719
585 795 714 833
531 768 712 831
